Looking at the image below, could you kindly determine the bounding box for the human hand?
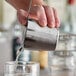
[17,5,60,28]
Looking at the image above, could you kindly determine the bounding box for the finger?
[17,9,38,25]
[17,7,45,27]
[28,6,39,21]
[37,6,47,27]
[17,6,47,27]
[43,6,55,28]
[53,8,60,28]
[17,9,28,25]
[29,5,47,27]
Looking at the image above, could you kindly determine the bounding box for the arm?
[6,0,44,10]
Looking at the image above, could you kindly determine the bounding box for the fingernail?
[49,22,55,28]
[39,19,47,27]
[42,19,47,26]
[56,22,60,28]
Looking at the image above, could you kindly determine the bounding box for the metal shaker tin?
[23,20,59,51]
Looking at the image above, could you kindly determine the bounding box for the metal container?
[23,20,59,51]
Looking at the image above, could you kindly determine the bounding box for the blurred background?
[0,0,76,75]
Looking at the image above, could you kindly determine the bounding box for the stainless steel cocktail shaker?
[23,20,59,51]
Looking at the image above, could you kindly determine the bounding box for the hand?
[17,5,60,28]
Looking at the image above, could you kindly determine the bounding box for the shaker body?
[24,20,59,51]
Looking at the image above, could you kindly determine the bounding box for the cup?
[56,33,76,51]
[48,51,76,76]
[4,61,31,76]
[4,61,40,76]
[48,51,75,71]
[24,20,59,51]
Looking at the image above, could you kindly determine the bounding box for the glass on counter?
[48,51,76,76]
[4,61,31,76]
[56,33,76,51]
[67,34,76,51]
[4,61,40,76]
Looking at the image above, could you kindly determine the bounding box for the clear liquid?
[16,47,24,61]
[16,47,30,62]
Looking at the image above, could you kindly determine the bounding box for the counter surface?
[40,69,76,76]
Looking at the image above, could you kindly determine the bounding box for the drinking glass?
[4,61,31,76]
[4,61,40,76]
[56,33,76,51]
[48,51,76,76]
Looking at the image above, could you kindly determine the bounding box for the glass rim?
[48,51,75,57]
[5,61,39,66]
[48,50,75,54]
[4,61,40,74]
[5,61,26,65]
[49,50,76,52]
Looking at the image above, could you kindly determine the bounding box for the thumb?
[17,9,28,25]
